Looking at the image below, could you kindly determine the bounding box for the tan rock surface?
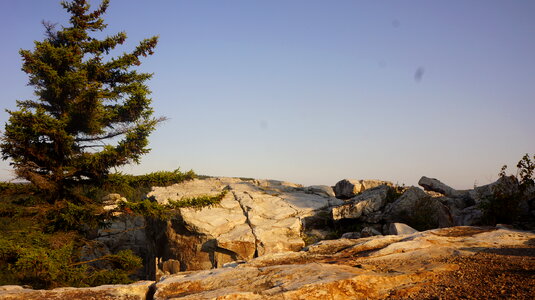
[151,226,535,299]
[0,281,153,300]
[147,177,338,271]
[2,227,533,299]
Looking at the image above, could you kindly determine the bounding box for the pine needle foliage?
[119,190,228,220]
[0,185,141,289]
[1,0,161,196]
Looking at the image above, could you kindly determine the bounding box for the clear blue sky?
[1,0,534,189]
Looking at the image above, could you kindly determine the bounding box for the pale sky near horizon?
[0,0,534,189]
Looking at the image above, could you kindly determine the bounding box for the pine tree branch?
[74,127,131,142]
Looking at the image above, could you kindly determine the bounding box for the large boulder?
[455,206,483,226]
[388,222,419,235]
[333,179,392,199]
[332,185,391,221]
[383,186,453,229]
[418,176,469,198]
[468,175,520,203]
[146,177,340,275]
[96,213,149,277]
[419,175,531,226]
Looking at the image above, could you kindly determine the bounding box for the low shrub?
[119,190,228,220]
[0,168,197,289]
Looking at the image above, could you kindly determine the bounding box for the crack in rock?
[232,190,262,258]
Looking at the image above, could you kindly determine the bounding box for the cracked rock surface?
[150,226,535,299]
[146,177,338,273]
[2,227,533,299]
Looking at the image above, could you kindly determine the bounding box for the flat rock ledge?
[2,226,534,299]
[0,281,154,300]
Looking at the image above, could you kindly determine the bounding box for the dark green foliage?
[100,169,196,202]
[45,201,107,233]
[1,0,161,195]
[0,193,141,289]
[119,190,228,220]
[0,169,205,289]
[168,190,228,208]
[106,169,196,188]
[480,153,535,225]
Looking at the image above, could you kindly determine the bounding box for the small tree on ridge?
[1,0,161,196]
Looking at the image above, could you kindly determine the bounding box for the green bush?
[0,168,197,289]
[0,225,140,289]
[98,169,196,203]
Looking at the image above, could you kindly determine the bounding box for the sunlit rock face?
[150,226,534,299]
[333,179,393,199]
[2,227,533,299]
[145,177,341,276]
[91,174,535,282]
[0,281,154,300]
[332,185,391,220]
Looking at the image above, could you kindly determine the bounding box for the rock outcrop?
[136,227,535,299]
[332,185,391,221]
[388,222,419,235]
[4,226,533,299]
[419,175,534,226]
[90,175,535,282]
[144,178,342,276]
[383,186,453,228]
[333,179,392,199]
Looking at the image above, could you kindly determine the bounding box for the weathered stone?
[304,185,336,198]
[78,241,112,269]
[469,175,519,203]
[147,177,339,273]
[454,206,483,226]
[161,259,181,275]
[0,281,154,300]
[153,263,369,300]
[101,193,127,212]
[222,260,246,268]
[333,179,392,199]
[383,186,453,229]
[101,193,127,205]
[5,227,534,299]
[418,176,468,198]
[148,227,535,299]
[361,226,382,237]
[0,286,23,292]
[360,210,384,223]
[341,232,361,239]
[389,223,419,235]
[332,185,391,220]
[97,215,146,255]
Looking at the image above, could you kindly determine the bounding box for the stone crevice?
[273,194,300,218]
[232,190,262,258]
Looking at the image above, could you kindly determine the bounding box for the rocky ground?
[1,174,534,299]
[3,226,533,299]
[397,245,535,299]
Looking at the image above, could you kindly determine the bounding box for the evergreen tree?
[1,0,161,195]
